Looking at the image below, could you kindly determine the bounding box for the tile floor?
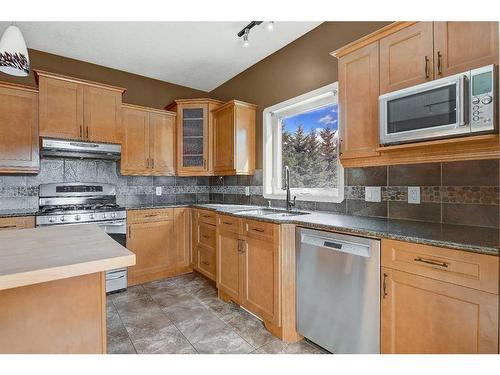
[107,272,328,354]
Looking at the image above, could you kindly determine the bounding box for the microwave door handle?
[457,74,469,128]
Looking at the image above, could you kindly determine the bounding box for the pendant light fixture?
[0,24,30,77]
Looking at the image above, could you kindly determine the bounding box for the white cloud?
[318,114,335,125]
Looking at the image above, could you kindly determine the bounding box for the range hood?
[41,138,121,160]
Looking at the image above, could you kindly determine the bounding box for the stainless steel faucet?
[282,166,296,211]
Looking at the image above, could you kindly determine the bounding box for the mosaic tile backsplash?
[0,158,498,228]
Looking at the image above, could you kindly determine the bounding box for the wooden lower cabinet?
[216,215,282,327]
[381,239,499,354]
[0,216,35,231]
[127,208,190,285]
[192,209,217,281]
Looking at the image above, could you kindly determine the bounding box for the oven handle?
[97,222,126,227]
[457,74,469,128]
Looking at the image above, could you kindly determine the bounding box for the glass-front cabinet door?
[177,103,209,175]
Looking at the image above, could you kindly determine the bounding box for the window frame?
[262,82,344,203]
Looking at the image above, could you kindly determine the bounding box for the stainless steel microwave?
[379,65,497,145]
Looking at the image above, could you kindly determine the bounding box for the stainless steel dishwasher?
[296,227,380,354]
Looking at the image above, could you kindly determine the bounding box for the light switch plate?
[365,186,381,202]
[408,186,420,204]
[155,186,162,196]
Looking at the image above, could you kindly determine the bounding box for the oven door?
[96,220,126,247]
[379,72,470,145]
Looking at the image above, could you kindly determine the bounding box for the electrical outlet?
[365,186,381,202]
[245,186,250,196]
[408,186,420,204]
[155,186,162,196]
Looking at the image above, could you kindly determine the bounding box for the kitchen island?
[0,224,135,354]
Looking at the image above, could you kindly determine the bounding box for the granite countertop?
[2,203,497,256]
[0,225,135,291]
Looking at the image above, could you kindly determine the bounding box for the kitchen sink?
[234,208,310,217]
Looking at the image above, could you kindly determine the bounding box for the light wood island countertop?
[0,224,135,291]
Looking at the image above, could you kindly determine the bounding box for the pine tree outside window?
[263,83,344,203]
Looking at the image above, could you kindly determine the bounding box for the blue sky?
[282,104,338,134]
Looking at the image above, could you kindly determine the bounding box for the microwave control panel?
[470,65,496,131]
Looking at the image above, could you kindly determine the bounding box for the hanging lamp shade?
[0,25,30,77]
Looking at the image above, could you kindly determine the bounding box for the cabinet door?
[173,207,190,269]
[150,112,175,175]
[121,107,150,174]
[127,220,174,285]
[381,268,499,354]
[338,41,380,159]
[0,86,39,173]
[216,228,241,302]
[379,22,434,94]
[198,247,216,281]
[39,76,83,140]
[434,22,499,78]
[241,234,280,325]
[213,105,235,173]
[177,104,209,175]
[83,86,122,143]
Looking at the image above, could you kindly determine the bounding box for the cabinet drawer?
[198,246,216,281]
[197,209,216,225]
[199,222,216,249]
[382,239,499,294]
[127,208,173,223]
[243,219,276,239]
[0,216,35,231]
[216,214,240,233]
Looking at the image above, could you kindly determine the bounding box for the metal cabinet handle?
[252,228,265,233]
[0,225,16,229]
[383,273,388,298]
[79,125,83,139]
[152,158,155,169]
[201,234,211,239]
[85,126,89,139]
[437,51,442,75]
[145,213,158,217]
[424,56,430,79]
[414,257,449,268]
[128,226,132,238]
[222,221,232,225]
[237,239,246,253]
[201,260,210,266]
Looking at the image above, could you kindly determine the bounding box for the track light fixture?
[237,21,274,47]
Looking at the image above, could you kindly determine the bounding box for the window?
[263,83,343,203]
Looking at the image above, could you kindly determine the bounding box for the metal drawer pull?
[414,257,449,268]
[424,56,430,78]
[145,214,158,217]
[202,215,212,218]
[107,274,125,281]
[383,273,388,298]
[222,221,232,225]
[252,228,265,233]
[0,225,16,229]
[201,261,210,266]
[437,51,442,75]
[201,234,211,239]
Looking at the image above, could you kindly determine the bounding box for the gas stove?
[36,183,126,226]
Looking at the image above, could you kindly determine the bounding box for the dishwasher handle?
[301,232,372,258]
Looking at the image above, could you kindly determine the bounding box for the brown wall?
[209,21,390,168]
[0,49,206,110]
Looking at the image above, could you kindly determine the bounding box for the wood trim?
[100,272,107,353]
[279,224,302,343]
[0,81,38,93]
[165,98,224,110]
[128,265,192,286]
[122,102,176,116]
[0,216,35,231]
[376,134,499,152]
[331,22,417,58]
[211,99,257,113]
[33,70,126,93]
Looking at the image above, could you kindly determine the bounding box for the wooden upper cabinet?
[38,76,82,140]
[338,41,380,159]
[434,22,499,78]
[166,99,223,176]
[83,86,122,143]
[121,106,150,174]
[0,83,39,174]
[379,22,434,94]
[35,70,125,143]
[121,104,176,176]
[212,100,256,175]
[150,111,176,175]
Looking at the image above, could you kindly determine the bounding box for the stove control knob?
[48,217,55,223]
[472,97,480,105]
[481,95,492,105]
[75,214,81,221]
[89,214,95,220]
[102,213,107,219]
[111,212,116,218]
[60,216,66,222]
